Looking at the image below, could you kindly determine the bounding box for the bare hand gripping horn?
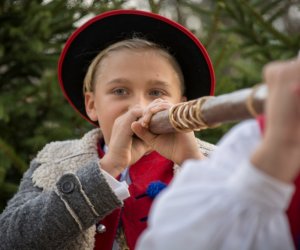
[149,84,267,134]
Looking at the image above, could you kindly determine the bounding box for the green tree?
[0,0,127,211]
[176,0,300,143]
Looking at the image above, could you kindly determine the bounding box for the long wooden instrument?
[149,84,267,134]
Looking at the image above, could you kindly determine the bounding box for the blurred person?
[136,58,300,250]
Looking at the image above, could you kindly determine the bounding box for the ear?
[84,92,98,122]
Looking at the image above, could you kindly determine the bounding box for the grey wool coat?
[0,128,215,250]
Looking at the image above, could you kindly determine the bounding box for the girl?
[0,10,215,250]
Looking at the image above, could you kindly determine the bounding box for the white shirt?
[136,120,295,250]
[100,146,131,250]
[100,144,130,201]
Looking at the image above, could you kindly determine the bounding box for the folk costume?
[0,10,215,250]
[94,137,214,250]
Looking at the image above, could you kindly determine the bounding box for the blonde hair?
[83,38,185,94]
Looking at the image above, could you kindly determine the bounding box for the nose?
[129,93,149,110]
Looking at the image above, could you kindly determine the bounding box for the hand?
[99,105,151,177]
[251,58,300,182]
[131,99,204,165]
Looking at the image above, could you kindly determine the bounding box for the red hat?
[58,9,215,125]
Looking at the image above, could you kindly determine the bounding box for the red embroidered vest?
[257,115,300,249]
[95,143,174,250]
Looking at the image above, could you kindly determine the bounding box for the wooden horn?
[149,84,267,134]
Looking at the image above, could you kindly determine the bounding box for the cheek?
[98,117,112,145]
[167,94,184,104]
[97,106,123,144]
[181,96,187,102]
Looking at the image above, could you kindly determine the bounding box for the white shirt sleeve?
[136,120,295,250]
[101,169,130,201]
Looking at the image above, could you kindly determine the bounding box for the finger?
[263,61,284,88]
[142,98,168,113]
[141,103,171,128]
[263,58,300,88]
[114,106,144,137]
[292,84,300,96]
[131,121,157,147]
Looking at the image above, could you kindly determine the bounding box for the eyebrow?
[106,78,172,88]
[106,78,131,85]
[147,79,171,88]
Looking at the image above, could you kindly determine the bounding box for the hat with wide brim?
[58,9,215,125]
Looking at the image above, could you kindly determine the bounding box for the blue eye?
[149,90,163,97]
[113,88,128,96]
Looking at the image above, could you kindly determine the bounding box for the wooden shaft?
[149,84,267,134]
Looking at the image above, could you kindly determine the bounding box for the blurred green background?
[0,0,299,211]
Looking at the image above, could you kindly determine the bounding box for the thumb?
[131,121,157,146]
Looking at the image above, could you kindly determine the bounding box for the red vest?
[95,145,174,250]
[287,175,300,249]
[257,115,300,249]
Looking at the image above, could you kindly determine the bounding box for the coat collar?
[32,128,102,190]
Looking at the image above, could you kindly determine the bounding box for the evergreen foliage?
[0,0,299,210]
[0,0,126,211]
[177,0,300,143]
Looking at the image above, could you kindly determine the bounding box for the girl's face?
[85,49,184,144]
